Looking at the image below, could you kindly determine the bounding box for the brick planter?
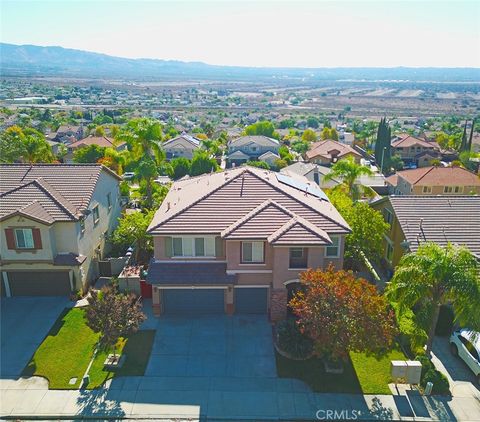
[270,288,288,322]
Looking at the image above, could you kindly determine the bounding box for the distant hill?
[1,43,479,82]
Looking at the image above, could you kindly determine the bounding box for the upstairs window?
[325,236,340,258]
[382,208,393,225]
[289,248,308,269]
[92,205,100,225]
[241,241,264,263]
[14,228,34,249]
[422,186,432,194]
[172,236,215,257]
[107,192,112,211]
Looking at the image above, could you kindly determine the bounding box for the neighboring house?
[371,196,480,269]
[258,150,281,167]
[146,167,350,320]
[227,135,280,167]
[386,166,480,195]
[0,164,122,297]
[64,135,127,163]
[163,133,202,160]
[472,133,480,154]
[54,125,84,142]
[306,140,362,166]
[391,134,440,166]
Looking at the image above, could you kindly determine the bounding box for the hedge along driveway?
[23,308,100,389]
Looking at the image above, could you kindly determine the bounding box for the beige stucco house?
[163,133,202,160]
[306,140,362,166]
[0,164,122,297]
[386,166,480,196]
[146,167,350,321]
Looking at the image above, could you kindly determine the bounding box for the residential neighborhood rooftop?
[386,166,480,187]
[306,139,361,161]
[67,135,123,149]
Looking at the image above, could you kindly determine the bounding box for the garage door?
[235,287,268,314]
[7,272,71,296]
[162,289,225,315]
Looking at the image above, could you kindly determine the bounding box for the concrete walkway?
[2,374,480,420]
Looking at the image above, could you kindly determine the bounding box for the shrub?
[276,319,313,360]
[435,305,454,336]
[415,354,450,395]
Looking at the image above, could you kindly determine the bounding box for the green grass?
[23,308,99,389]
[87,330,155,389]
[23,307,155,390]
[276,346,407,394]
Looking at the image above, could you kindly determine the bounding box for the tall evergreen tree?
[467,120,475,152]
[460,120,468,152]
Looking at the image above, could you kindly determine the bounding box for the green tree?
[170,157,191,180]
[22,131,55,163]
[386,243,480,355]
[278,145,293,164]
[291,140,310,155]
[244,121,279,139]
[190,150,219,176]
[302,129,317,142]
[246,160,270,169]
[119,118,163,163]
[135,157,158,209]
[306,116,319,128]
[111,210,155,261]
[94,125,106,137]
[0,126,53,163]
[375,117,392,172]
[73,144,105,163]
[323,157,373,201]
[0,126,27,162]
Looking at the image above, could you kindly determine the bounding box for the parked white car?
[450,329,480,384]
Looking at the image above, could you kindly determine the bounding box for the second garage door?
[162,289,225,315]
[235,287,268,314]
[7,271,71,296]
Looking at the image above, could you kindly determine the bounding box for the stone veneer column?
[152,286,161,317]
[270,288,288,322]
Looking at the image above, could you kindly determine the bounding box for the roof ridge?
[412,166,436,184]
[33,178,79,218]
[267,214,331,244]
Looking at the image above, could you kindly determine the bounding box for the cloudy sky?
[1,0,479,67]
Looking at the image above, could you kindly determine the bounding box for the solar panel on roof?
[275,173,329,201]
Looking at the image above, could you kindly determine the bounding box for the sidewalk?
[2,375,480,420]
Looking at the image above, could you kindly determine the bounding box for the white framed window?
[382,208,393,225]
[325,236,340,258]
[386,242,394,262]
[80,219,85,234]
[92,205,100,225]
[107,192,112,211]
[14,228,34,249]
[241,241,264,263]
[454,186,463,193]
[422,186,432,194]
[172,236,215,257]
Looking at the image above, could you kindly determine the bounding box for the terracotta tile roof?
[391,134,439,149]
[148,167,350,241]
[395,166,480,186]
[68,135,123,149]
[388,195,480,259]
[0,164,120,224]
[306,140,361,161]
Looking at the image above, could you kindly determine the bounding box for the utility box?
[406,360,422,385]
[391,360,408,381]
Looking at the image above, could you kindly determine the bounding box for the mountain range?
[1,43,479,82]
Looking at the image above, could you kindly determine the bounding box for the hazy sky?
[1,0,479,68]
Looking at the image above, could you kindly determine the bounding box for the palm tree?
[118,118,164,164]
[323,157,373,201]
[135,157,158,209]
[386,242,480,356]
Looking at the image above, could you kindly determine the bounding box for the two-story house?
[306,140,362,166]
[64,135,127,163]
[146,167,350,321]
[371,195,480,269]
[386,166,480,196]
[391,134,440,166]
[54,125,84,143]
[227,136,280,167]
[163,133,202,160]
[0,164,122,297]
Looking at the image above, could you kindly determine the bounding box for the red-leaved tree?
[290,265,397,361]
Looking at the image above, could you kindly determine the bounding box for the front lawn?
[276,347,407,394]
[23,307,154,389]
[23,308,99,389]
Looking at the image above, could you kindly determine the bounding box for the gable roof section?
[391,134,439,149]
[396,166,480,187]
[0,164,120,224]
[148,167,350,237]
[306,140,361,160]
[163,133,201,148]
[389,195,480,259]
[268,216,331,245]
[68,135,122,149]
[258,151,280,160]
[229,135,280,148]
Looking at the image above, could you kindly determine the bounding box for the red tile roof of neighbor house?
[305,140,361,161]
[389,166,480,187]
[386,195,480,259]
[68,135,124,149]
[391,134,440,149]
[0,164,120,224]
[148,167,350,245]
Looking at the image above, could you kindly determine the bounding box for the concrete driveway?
[1,297,68,378]
[432,336,480,399]
[145,314,276,378]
